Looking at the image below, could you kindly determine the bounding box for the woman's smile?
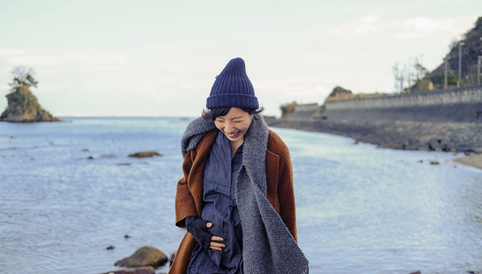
[226,130,241,139]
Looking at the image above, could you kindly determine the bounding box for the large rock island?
[0,86,61,122]
[1,66,61,122]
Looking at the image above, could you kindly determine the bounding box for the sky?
[0,1,480,117]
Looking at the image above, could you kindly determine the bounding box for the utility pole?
[479,37,482,85]
[407,58,411,92]
[444,56,449,89]
[478,56,482,85]
[458,42,465,88]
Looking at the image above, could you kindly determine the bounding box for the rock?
[430,160,440,165]
[409,271,421,274]
[82,148,89,152]
[114,246,168,269]
[101,266,155,274]
[128,151,162,158]
[456,144,473,153]
[0,86,61,122]
[100,154,117,159]
[116,163,132,166]
[124,234,131,239]
[87,156,95,160]
[428,138,441,151]
[169,252,176,266]
[106,245,115,250]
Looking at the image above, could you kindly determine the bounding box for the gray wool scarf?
[181,116,309,274]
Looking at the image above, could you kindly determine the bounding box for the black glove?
[185,216,213,251]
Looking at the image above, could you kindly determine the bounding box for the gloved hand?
[185,216,213,251]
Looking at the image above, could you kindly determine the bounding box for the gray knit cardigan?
[181,116,309,274]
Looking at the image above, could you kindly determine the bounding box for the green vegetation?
[326,86,353,101]
[430,70,458,87]
[8,67,38,90]
[428,16,482,89]
[280,101,297,118]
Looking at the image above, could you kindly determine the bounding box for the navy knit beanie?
[206,57,259,109]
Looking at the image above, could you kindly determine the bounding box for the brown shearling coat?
[169,129,297,274]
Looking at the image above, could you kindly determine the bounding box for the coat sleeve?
[277,142,298,242]
[175,149,199,228]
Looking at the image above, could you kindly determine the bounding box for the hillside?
[429,16,482,88]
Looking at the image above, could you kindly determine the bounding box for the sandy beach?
[454,154,482,170]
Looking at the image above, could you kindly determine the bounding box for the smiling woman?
[170,57,309,274]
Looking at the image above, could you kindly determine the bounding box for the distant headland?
[266,16,482,168]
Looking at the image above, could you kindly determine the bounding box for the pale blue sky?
[0,0,480,117]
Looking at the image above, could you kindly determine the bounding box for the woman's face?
[214,107,253,144]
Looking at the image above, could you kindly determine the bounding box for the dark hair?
[201,107,264,121]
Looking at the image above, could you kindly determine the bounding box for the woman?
[169,57,309,274]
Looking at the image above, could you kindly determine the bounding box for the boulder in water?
[114,246,168,269]
[101,266,155,274]
[128,151,162,158]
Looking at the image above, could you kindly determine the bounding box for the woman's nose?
[224,122,234,133]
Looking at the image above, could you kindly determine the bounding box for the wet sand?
[454,154,482,170]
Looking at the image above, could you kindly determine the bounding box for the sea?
[0,117,481,274]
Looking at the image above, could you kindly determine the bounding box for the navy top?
[187,132,244,274]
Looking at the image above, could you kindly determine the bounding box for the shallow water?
[0,118,481,273]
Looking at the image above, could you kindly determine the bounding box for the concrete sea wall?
[322,85,482,123]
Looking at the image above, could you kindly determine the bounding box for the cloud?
[396,17,458,39]
[353,16,381,35]
[329,15,476,41]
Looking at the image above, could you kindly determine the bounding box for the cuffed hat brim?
[206,94,259,109]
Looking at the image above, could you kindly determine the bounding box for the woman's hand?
[185,216,225,251]
[205,222,225,251]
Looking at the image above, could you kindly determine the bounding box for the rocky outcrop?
[128,151,162,158]
[114,246,168,269]
[269,118,482,154]
[101,266,155,274]
[0,86,61,122]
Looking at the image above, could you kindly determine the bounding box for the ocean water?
[0,117,481,274]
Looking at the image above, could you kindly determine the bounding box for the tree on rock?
[9,67,39,90]
[0,66,61,122]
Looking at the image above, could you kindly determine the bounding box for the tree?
[414,62,429,80]
[8,66,39,91]
[280,101,297,119]
[392,63,404,92]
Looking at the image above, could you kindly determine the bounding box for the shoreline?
[266,118,482,170]
[453,154,482,170]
